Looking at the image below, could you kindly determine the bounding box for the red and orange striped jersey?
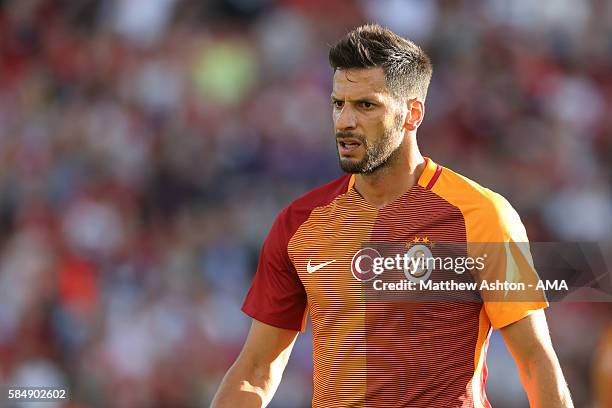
[242,157,548,408]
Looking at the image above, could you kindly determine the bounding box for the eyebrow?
[330,95,382,103]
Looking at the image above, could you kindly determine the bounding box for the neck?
[353,138,426,209]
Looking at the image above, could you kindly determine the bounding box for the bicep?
[211,320,299,407]
[238,319,300,371]
[499,309,555,365]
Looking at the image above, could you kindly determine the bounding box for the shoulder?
[430,162,526,241]
[286,174,353,213]
[281,174,352,220]
[271,174,353,239]
[432,165,513,215]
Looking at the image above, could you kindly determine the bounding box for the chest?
[288,202,468,311]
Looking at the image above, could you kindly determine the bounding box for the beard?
[337,114,404,174]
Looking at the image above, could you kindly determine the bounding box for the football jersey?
[242,157,548,408]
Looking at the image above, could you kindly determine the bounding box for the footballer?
[211,24,573,408]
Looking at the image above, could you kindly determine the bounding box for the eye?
[360,101,375,109]
[332,100,344,109]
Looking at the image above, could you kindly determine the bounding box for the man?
[211,24,573,407]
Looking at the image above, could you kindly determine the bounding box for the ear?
[403,99,424,131]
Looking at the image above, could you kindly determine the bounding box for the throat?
[353,158,426,209]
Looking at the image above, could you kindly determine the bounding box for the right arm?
[210,319,300,408]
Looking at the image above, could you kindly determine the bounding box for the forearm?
[517,351,573,408]
[210,360,282,408]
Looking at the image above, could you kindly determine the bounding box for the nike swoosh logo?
[307,259,336,273]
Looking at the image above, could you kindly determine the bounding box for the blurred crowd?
[0,0,611,407]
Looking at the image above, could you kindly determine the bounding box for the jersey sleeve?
[242,207,308,331]
[469,194,549,329]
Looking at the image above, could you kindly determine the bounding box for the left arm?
[500,309,573,408]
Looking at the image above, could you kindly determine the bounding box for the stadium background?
[0,0,611,407]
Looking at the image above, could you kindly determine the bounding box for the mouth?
[337,138,362,155]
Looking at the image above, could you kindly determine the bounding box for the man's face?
[332,67,405,174]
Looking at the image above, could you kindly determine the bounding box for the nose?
[335,104,357,131]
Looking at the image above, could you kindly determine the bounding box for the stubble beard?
[337,114,404,175]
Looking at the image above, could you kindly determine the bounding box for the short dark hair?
[329,24,433,102]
